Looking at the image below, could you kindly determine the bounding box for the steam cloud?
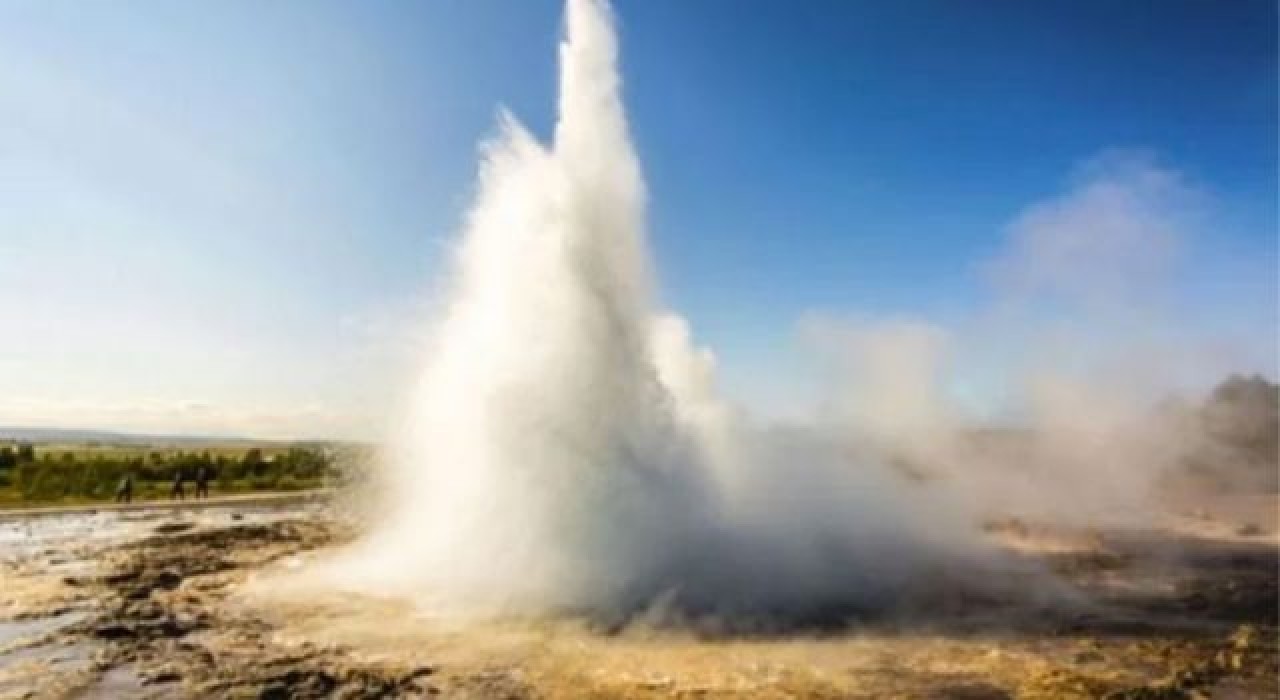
[327,0,1274,621]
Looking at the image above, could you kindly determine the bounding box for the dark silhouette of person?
[170,468,186,501]
[115,474,133,504]
[195,465,211,500]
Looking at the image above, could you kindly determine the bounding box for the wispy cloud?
[984,151,1198,309]
[802,151,1267,424]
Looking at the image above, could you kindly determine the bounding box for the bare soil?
[1,502,1275,699]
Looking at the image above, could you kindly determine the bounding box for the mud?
[1,503,1275,699]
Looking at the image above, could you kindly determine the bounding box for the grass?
[0,441,355,508]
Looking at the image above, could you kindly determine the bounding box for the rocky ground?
[0,502,1276,699]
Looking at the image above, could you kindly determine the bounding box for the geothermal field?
[2,0,1277,698]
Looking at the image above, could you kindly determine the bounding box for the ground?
[0,497,1275,699]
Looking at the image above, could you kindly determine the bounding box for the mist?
[807,154,1274,528]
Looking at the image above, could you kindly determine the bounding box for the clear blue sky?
[1,1,1274,437]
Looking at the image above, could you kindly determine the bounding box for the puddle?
[78,664,184,700]
[0,512,137,564]
[0,501,326,699]
[0,641,93,699]
[0,640,91,669]
[0,611,86,650]
[78,666,145,699]
[0,504,324,567]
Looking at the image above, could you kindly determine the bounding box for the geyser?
[335,0,989,619]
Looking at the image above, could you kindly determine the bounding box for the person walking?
[114,474,133,504]
[170,467,186,501]
[195,465,211,500]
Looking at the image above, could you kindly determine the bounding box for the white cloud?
[984,152,1198,309]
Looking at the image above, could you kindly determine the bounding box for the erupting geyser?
[336,0,989,619]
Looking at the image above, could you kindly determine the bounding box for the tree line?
[0,445,340,503]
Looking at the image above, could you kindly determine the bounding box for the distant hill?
[0,426,289,447]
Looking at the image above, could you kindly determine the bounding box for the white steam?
[805,154,1268,526]
[332,0,990,618]
[327,0,1272,619]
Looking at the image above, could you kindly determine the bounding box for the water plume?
[325,0,1273,625]
[332,0,996,620]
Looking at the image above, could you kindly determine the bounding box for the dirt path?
[0,491,333,521]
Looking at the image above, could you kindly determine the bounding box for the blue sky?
[1,1,1275,438]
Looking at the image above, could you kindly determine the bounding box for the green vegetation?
[0,442,354,506]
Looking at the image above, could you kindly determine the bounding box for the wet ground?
[1,499,1275,699]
